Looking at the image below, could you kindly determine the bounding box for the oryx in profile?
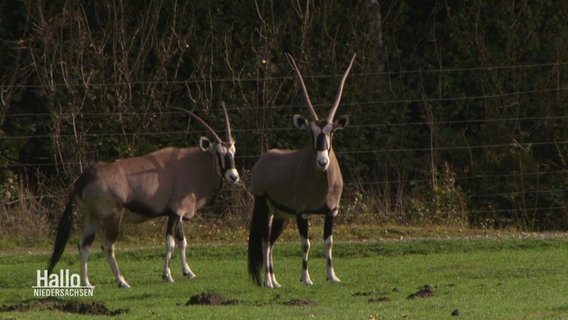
[248,53,356,287]
[47,103,239,288]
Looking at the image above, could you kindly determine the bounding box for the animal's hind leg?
[267,217,287,288]
[163,232,175,283]
[324,210,341,283]
[261,214,272,287]
[262,214,279,288]
[163,214,196,283]
[78,214,99,288]
[163,215,176,283]
[102,211,130,288]
[173,216,196,279]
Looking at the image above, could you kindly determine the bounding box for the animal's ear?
[293,114,309,130]
[199,136,213,151]
[333,114,349,131]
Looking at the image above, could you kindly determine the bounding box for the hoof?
[301,279,314,286]
[162,274,175,283]
[328,277,341,284]
[300,273,313,286]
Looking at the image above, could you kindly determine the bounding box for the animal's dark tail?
[248,195,269,286]
[47,194,75,274]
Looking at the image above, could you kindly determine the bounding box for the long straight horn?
[221,101,232,143]
[285,53,318,121]
[170,107,222,143]
[326,53,357,122]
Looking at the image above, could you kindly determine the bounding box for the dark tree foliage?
[1,0,567,230]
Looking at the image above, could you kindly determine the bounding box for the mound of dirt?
[59,300,127,315]
[0,297,127,316]
[282,299,317,306]
[353,290,383,297]
[368,296,392,303]
[407,285,436,299]
[185,292,240,305]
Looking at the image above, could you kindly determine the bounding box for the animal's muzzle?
[224,169,240,184]
[315,132,330,171]
[223,153,240,183]
[316,150,330,171]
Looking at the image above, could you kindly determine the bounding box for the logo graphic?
[33,269,94,297]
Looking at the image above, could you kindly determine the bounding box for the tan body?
[79,147,221,225]
[247,53,356,287]
[47,105,239,288]
[251,145,343,214]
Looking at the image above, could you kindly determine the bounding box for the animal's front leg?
[296,215,313,285]
[175,221,196,278]
[324,210,341,283]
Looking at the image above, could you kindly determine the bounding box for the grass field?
[2,231,568,319]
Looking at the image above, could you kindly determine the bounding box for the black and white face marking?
[293,114,349,171]
[216,142,239,183]
[311,120,333,171]
[200,137,240,183]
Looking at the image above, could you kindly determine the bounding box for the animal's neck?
[209,151,224,188]
[298,143,343,211]
[196,150,223,193]
[300,144,338,179]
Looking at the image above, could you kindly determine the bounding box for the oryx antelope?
[248,53,356,287]
[47,104,239,288]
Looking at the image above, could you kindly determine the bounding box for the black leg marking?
[297,215,310,267]
[296,215,309,240]
[324,214,334,240]
[166,213,174,234]
[324,210,341,283]
[297,215,313,284]
[269,218,288,245]
[166,212,183,241]
[80,233,96,248]
[248,196,270,286]
[174,221,184,242]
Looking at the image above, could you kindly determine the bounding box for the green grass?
[2,237,568,319]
